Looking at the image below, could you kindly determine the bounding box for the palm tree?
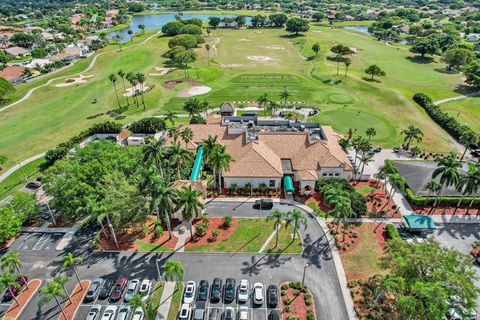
[357,152,374,183]
[164,260,184,288]
[138,24,145,33]
[256,93,269,118]
[459,132,478,161]
[152,180,178,240]
[108,74,121,109]
[202,135,218,161]
[128,293,146,312]
[118,69,130,106]
[267,209,286,248]
[205,44,211,66]
[63,252,83,289]
[165,112,178,127]
[178,186,204,239]
[114,34,122,51]
[168,127,181,144]
[126,72,139,107]
[377,160,397,191]
[38,278,68,319]
[279,88,291,105]
[285,209,307,240]
[425,180,441,214]
[143,138,165,176]
[343,57,352,77]
[401,125,423,150]
[168,143,194,179]
[387,173,406,200]
[56,275,72,304]
[365,127,376,141]
[0,272,21,306]
[456,163,480,208]
[432,154,461,204]
[0,251,28,289]
[180,127,194,148]
[206,144,233,194]
[136,72,147,109]
[267,100,279,118]
[128,30,134,43]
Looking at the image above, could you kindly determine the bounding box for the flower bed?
[59,280,91,320]
[327,222,361,254]
[4,279,42,320]
[280,282,316,320]
[185,217,239,247]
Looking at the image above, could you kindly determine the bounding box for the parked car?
[138,279,152,301]
[110,276,128,301]
[211,278,222,302]
[85,278,104,302]
[116,306,131,320]
[373,146,382,153]
[179,304,192,320]
[253,283,264,305]
[184,281,196,304]
[124,279,140,302]
[99,277,114,300]
[131,307,144,320]
[101,306,117,320]
[470,149,480,157]
[224,307,235,320]
[197,280,209,301]
[268,310,281,320]
[209,308,219,320]
[3,276,28,300]
[238,307,248,320]
[253,199,273,210]
[86,304,102,320]
[224,278,236,303]
[393,147,401,153]
[237,279,249,303]
[267,285,278,307]
[26,179,41,189]
[194,301,206,320]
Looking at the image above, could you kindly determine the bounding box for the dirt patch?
[99,215,178,251]
[123,84,149,97]
[370,222,387,251]
[247,55,277,62]
[280,284,316,320]
[59,280,90,320]
[238,39,251,42]
[55,74,93,87]
[185,217,238,247]
[266,45,285,50]
[4,279,42,320]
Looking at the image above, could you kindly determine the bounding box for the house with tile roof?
[0,66,26,85]
[169,115,352,195]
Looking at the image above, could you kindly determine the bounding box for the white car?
[237,279,249,302]
[124,279,140,302]
[183,281,196,304]
[101,306,117,320]
[116,306,131,320]
[86,304,101,320]
[138,279,152,301]
[253,283,264,305]
[238,307,248,320]
[179,303,192,320]
[131,307,144,320]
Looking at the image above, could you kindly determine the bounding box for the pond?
[108,13,250,42]
[343,26,370,34]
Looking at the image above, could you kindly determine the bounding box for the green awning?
[283,175,294,193]
[403,215,436,231]
[190,146,204,181]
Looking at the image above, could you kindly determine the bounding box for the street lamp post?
[155,259,163,282]
[301,263,311,288]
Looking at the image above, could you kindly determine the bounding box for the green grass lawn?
[185,218,302,253]
[354,185,376,196]
[438,97,480,132]
[167,282,184,320]
[265,227,303,254]
[134,239,174,252]
[0,157,46,200]
[146,282,165,320]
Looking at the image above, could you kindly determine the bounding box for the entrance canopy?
[403,215,436,231]
[283,175,294,193]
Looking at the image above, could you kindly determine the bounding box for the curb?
[3,279,42,320]
[59,279,91,320]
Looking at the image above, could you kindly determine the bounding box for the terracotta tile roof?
[297,170,318,180]
[0,66,25,81]
[5,46,28,56]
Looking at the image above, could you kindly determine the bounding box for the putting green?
[327,93,355,104]
[312,108,397,145]
[438,97,480,133]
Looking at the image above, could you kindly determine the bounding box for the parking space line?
[32,234,50,251]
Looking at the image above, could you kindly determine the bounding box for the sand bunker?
[178,85,211,97]
[150,67,177,76]
[267,45,285,50]
[220,63,243,68]
[124,84,149,97]
[55,74,93,87]
[313,30,322,33]
[238,38,251,42]
[247,55,276,62]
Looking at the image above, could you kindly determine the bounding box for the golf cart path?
[0,31,161,114]
[0,152,45,183]
[433,92,480,105]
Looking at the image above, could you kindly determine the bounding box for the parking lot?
[13,232,63,251]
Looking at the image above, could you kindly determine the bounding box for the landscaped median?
[3,279,42,320]
[58,280,91,320]
[280,282,316,320]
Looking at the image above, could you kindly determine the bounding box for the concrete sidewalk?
[156,281,177,320]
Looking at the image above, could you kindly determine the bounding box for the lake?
[108,13,250,42]
[343,26,370,34]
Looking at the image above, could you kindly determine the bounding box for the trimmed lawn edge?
[4,279,42,320]
[58,280,91,320]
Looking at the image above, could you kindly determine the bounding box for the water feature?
[343,26,370,34]
[107,13,250,42]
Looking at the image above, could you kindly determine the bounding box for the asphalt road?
[4,201,348,320]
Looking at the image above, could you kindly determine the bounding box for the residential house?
[0,66,26,84]
[466,33,480,42]
[5,46,29,58]
[49,46,87,62]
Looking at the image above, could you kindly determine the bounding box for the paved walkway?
[258,225,280,253]
[433,92,480,105]
[0,153,45,183]
[156,281,177,320]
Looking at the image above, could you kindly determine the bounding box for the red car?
[3,276,28,300]
[110,276,128,301]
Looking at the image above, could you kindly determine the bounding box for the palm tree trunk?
[457,193,465,208]
[189,220,194,239]
[275,222,279,247]
[164,209,173,240]
[73,266,83,289]
[106,214,119,249]
[54,296,67,320]
[217,171,222,194]
[62,284,72,304]
[9,288,19,306]
[15,265,29,289]
[461,146,468,161]
[336,61,340,76]
[113,83,121,109]
[121,79,130,106]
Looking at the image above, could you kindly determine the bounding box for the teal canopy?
[283,175,294,193]
[403,215,436,231]
[190,146,204,181]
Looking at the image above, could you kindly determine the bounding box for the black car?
[209,308,219,320]
[471,149,480,157]
[267,285,278,307]
[98,277,114,300]
[198,280,209,301]
[253,199,273,210]
[224,278,236,303]
[224,308,235,320]
[268,310,280,320]
[211,278,222,302]
[26,180,41,189]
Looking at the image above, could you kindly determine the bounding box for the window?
[269,180,276,188]
[322,173,327,177]
[334,173,340,177]
[328,173,333,176]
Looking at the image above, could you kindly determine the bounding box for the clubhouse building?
[172,115,353,195]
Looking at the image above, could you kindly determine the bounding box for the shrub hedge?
[385,224,401,240]
[405,188,480,206]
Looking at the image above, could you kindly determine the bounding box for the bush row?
[314,178,368,217]
[412,93,479,148]
[405,188,480,206]
[385,224,401,240]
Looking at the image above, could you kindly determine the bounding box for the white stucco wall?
[318,168,351,180]
[224,177,281,189]
[299,180,316,195]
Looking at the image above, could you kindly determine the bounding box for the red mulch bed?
[364,189,401,219]
[48,217,75,228]
[370,222,387,251]
[414,205,480,216]
[59,280,90,320]
[327,222,361,255]
[99,215,178,251]
[280,286,315,320]
[185,217,238,248]
[4,279,42,319]
[23,218,44,228]
[0,237,16,250]
[471,247,480,257]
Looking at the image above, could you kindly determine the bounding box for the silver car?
[86,304,101,320]
[124,279,140,302]
[85,278,104,302]
[116,306,131,320]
